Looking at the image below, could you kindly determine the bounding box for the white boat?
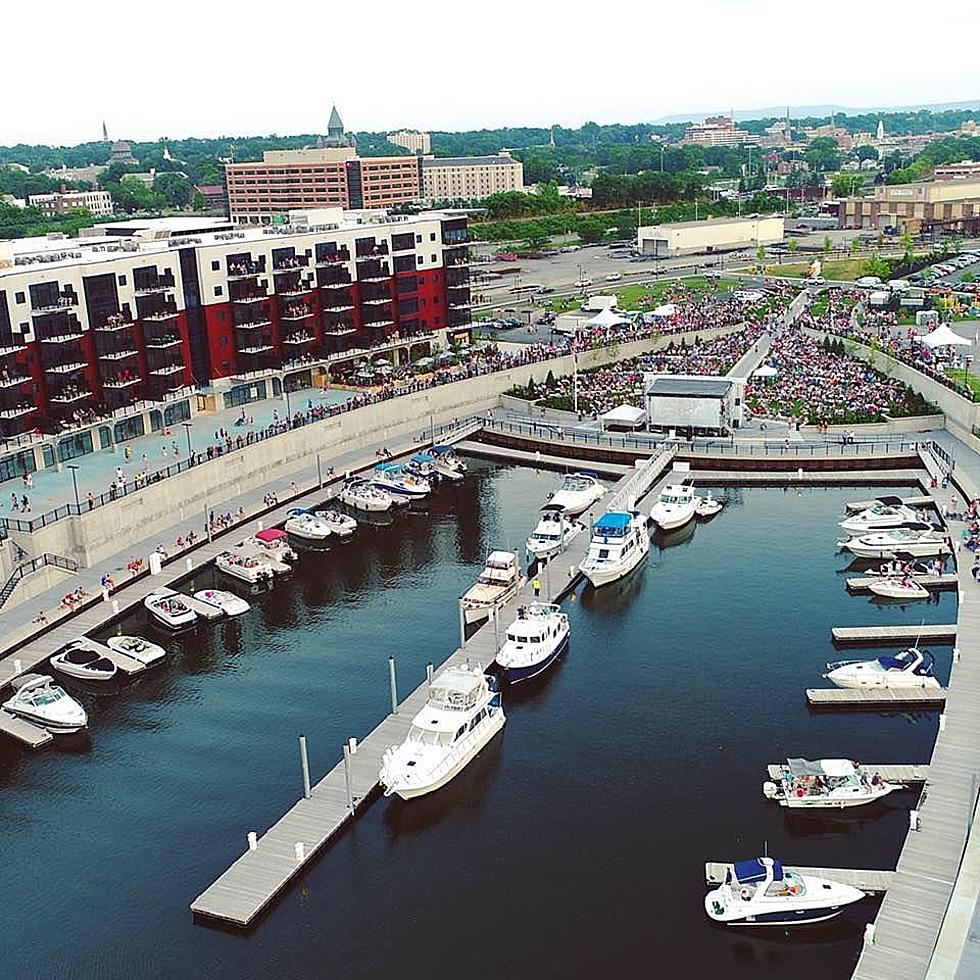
[379,664,505,800]
[285,509,333,542]
[839,498,920,534]
[649,483,698,530]
[339,476,394,512]
[525,503,584,560]
[838,525,949,558]
[194,589,251,617]
[407,452,438,480]
[50,640,117,683]
[144,592,197,630]
[315,508,358,539]
[704,857,865,926]
[579,511,650,588]
[494,602,569,684]
[460,550,523,624]
[251,528,297,564]
[695,492,724,518]
[763,758,904,809]
[431,444,467,480]
[216,551,275,584]
[825,647,940,689]
[548,471,606,516]
[373,462,430,500]
[105,635,166,666]
[868,577,930,601]
[2,674,87,733]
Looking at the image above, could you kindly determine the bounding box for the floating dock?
[704,862,894,893]
[831,624,957,647]
[766,763,929,783]
[844,495,934,512]
[454,439,631,478]
[845,574,958,593]
[0,709,53,748]
[806,687,947,709]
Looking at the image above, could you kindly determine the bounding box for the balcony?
[227,262,266,281]
[39,331,84,345]
[235,318,272,329]
[149,363,185,377]
[322,324,356,336]
[283,333,316,346]
[32,295,79,315]
[359,260,391,281]
[445,254,470,268]
[134,274,176,296]
[442,233,469,249]
[0,372,30,389]
[322,301,354,313]
[362,296,392,306]
[232,294,267,305]
[319,278,353,290]
[49,386,93,404]
[238,343,275,356]
[273,259,309,273]
[280,307,314,321]
[0,404,36,420]
[362,318,394,329]
[99,347,139,361]
[144,337,182,350]
[315,249,351,266]
[44,360,88,375]
[143,309,179,322]
[94,315,135,333]
[356,244,389,261]
[102,376,142,389]
[278,284,313,299]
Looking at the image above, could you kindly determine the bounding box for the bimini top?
[287,507,314,516]
[411,452,434,464]
[255,528,287,543]
[432,445,454,454]
[732,858,783,884]
[486,550,518,568]
[786,758,856,778]
[375,462,407,473]
[594,512,632,533]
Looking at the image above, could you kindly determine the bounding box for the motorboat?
[379,664,505,800]
[194,589,251,617]
[695,492,724,518]
[525,503,584,561]
[50,640,117,683]
[868,577,930,601]
[763,758,904,809]
[866,559,936,577]
[144,592,197,630]
[839,498,920,534]
[105,635,166,666]
[825,647,941,689]
[373,462,430,500]
[649,483,698,530]
[407,452,439,481]
[548,471,606,516]
[579,511,650,588]
[252,528,298,564]
[216,551,275,584]
[431,445,467,480]
[704,857,865,926]
[285,509,333,542]
[339,475,394,512]
[837,525,949,558]
[494,602,569,684]
[2,674,87,734]
[460,551,523,624]
[315,508,358,540]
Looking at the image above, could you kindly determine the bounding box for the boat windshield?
[27,689,61,706]
[561,476,591,492]
[407,725,454,746]
[766,872,806,898]
[428,685,480,710]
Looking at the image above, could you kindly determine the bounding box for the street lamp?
[181,421,193,457]
[67,463,80,511]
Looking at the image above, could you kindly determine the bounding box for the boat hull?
[780,788,897,809]
[4,706,86,734]
[650,503,697,530]
[498,633,568,684]
[49,658,116,683]
[715,906,849,926]
[582,539,649,588]
[340,491,390,512]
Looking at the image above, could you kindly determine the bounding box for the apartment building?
[388,129,431,154]
[421,152,524,202]
[28,190,114,218]
[0,210,471,438]
[838,179,980,235]
[681,116,756,147]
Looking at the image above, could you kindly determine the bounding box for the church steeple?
[326,104,346,143]
[102,120,109,142]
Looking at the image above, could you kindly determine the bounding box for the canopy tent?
[920,323,972,348]
[651,303,679,318]
[600,404,647,431]
[587,307,630,328]
[752,364,779,378]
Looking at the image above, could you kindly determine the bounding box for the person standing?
[532,576,541,598]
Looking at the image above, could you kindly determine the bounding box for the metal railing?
[0,552,77,610]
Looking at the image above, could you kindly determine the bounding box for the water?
[0,466,953,980]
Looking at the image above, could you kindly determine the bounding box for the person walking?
[10,491,19,511]
[532,576,541,598]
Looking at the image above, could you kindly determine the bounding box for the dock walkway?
[846,575,958,593]
[806,687,947,709]
[704,862,894,894]
[831,624,957,647]
[766,764,929,782]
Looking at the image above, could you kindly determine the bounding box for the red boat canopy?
[255,528,287,543]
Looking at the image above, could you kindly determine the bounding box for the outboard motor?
[763,781,780,800]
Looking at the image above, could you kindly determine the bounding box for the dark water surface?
[0,464,954,980]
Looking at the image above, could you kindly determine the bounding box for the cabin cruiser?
[431,445,467,480]
[105,635,166,667]
[144,592,197,630]
[50,640,117,683]
[2,674,87,733]
[316,509,357,539]
[373,462,430,500]
[194,589,251,617]
[704,857,865,926]
[839,498,920,534]
[548,471,606,516]
[695,492,724,518]
[579,511,650,588]
[407,452,439,481]
[251,528,297,564]
[460,551,523,624]
[868,577,929,601]
[837,525,949,559]
[339,476,394,512]
[525,504,584,560]
[494,603,569,683]
[649,483,698,530]
[284,509,332,542]
[763,759,903,809]
[825,647,940,689]
[379,664,505,800]
[216,551,275,584]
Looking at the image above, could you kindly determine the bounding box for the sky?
[5,0,980,146]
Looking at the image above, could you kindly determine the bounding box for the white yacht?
[316,508,358,540]
[579,511,650,588]
[839,498,920,534]
[695,492,724,518]
[251,528,298,564]
[431,445,467,480]
[105,635,166,667]
[216,551,275,584]
[649,483,698,530]
[460,551,523,624]
[2,674,87,734]
[825,647,940,689]
[525,504,584,561]
[284,509,333,542]
[50,640,117,683]
[704,857,865,926]
[763,759,904,809]
[838,525,949,558]
[494,602,569,684]
[144,592,197,629]
[379,665,505,800]
[868,577,929,601]
[373,462,430,500]
[548,471,606,516]
[339,476,394,512]
[194,589,251,617]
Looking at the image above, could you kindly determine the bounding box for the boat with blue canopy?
[579,510,649,588]
[825,647,940,689]
[373,462,430,500]
[430,445,467,480]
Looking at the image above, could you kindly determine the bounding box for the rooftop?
[422,155,519,168]
[646,377,734,398]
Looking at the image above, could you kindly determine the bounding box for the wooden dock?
[806,687,947,709]
[454,439,631,478]
[845,574,958,593]
[766,764,929,783]
[831,624,957,647]
[704,862,894,894]
[0,709,53,748]
[845,495,935,512]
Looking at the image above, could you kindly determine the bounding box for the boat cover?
[876,496,904,506]
[540,503,565,514]
[594,512,631,532]
[732,858,783,884]
[786,758,855,778]
[411,453,434,464]
[255,529,287,543]
[432,445,453,454]
[287,508,313,516]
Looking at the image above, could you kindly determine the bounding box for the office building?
[681,116,756,147]
[838,180,980,235]
[388,129,431,154]
[28,190,114,218]
[421,151,524,202]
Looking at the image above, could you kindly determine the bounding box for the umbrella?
[920,323,972,348]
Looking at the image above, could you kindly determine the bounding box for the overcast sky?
[5,0,980,146]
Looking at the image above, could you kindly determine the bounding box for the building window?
[214,285,223,297]
[211,260,220,271]
[14,291,24,304]
[431,255,436,262]
[118,276,127,287]
[430,232,436,241]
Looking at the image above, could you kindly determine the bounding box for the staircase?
[0,553,78,610]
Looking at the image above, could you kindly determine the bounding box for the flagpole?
[573,338,579,416]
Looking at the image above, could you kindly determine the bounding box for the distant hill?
[654,100,980,124]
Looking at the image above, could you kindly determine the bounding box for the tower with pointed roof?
[324,105,352,148]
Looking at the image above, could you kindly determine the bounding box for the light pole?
[181,421,193,458]
[67,463,80,511]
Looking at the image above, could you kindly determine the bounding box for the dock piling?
[458,600,466,649]
[910,809,921,831]
[388,656,398,714]
[316,453,323,489]
[247,831,257,852]
[294,842,304,861]
[13,659,21,675]
[342,742,354,813]
[426,663,433,687]
[298,735,311,800]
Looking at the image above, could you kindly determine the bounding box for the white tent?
[651,303,679,318]
[920,323,972,348]
[752,364,779,378]
[587,307,630,328]
[601,404,646,430]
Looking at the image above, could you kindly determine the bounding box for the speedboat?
[144,592,197,630]
[525,503,584,560]
[839,498,920,534]
[316,508,358,539]
[494,602,569,683]
[2,674,87,733]
[407,452,438,481]
[763,758,904,809]
[431,445,467,480]
[695,492,724,518]
[579,511,650,588]
[460,551,523,624]
[50,640,117,683]
[373,462,430,500]
[194,589,251,617]
[825,647,941,689]
[285,509,333,542]
[252,528,297,564]
[105,635,166,666]
[649,483,698,530]
[216,551,275,583]
[837,525,949,558]
[548,471,606,516]
[379,664,505,800]
[339,476,393,512]
[704,857,865,926]
[868,577,929,601]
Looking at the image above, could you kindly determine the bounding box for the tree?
[804,137,841,173]
[191,191,206,211]
[577,218,605,245]
[787,238,798,255]
[152,172,192,209]
[822,235,833,254]
[831,173,863,197]
[756,245,766,262]
[862,254,892,279]
[855,145,879,162]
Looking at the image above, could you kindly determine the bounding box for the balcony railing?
[144,337,182,350]
[362,318,393,329]
[442,233,469,248]
[278,285,313,298]
[273,259,309,273]
[238,343,275,356]
[99,347,139,361]
[143,309,179,322]
[235,319,272,329]
[283,333,316,345]
[315,249,351,266]
[232,294,267,305]
[323,324,356,336]
[149,363,185,377]
[356,244,389,261]
[0,404,36,420]
[102,376,142,389]
[39,331,84,344]
[362,296,392,305]
[359,261,391,281]
[134,276,176,296]
[44,361,87,375]
[94,315,134,332]
[0,372,30,389]
[32,295,78,315]
[280,308,314,321]
[227,263,266,280]
[49,386,92,404]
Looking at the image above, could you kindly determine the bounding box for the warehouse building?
[636,216,784,256]
[838,179,980,235]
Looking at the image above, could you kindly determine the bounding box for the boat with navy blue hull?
[494,603,570,684]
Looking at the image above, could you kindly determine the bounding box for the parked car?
[605,272,622,281]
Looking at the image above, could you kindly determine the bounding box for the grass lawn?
[946,368,980,398]
[778,258,869,281]
[549,275,739,314]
